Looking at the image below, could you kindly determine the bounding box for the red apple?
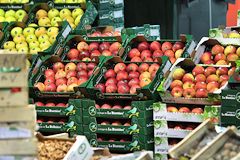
[172,68,185,80]
[183,88,196,98]
[138,41,150,51]
[138,63,149,73]
[65,62,77,73]
[131,56,142,62]
[53,62,64,73]
[128,48,140,59]
[144,57,154,62]
[172,42,184,52]
[170,57,176,64]
[205,60,215,65]
[109,42,121,53]
[123,105,132,110]
[104,69,116,79]
[128,78,140,87]
[118,84,130,94]
[214,53,226,63]
[183,81,195,89]
[67,77,78,85]
[141,50,152,60]
[35,102,44,106]
[162,42,173,52]
[95,83,105,93]
[192,108,203,114]
[182,73,194,83]
[102,50,112,56]
[67,49,79,60]
[195,74,206,82]
[76,62,87,71]
[56,103,66,107]
[112,121,121,126]
[124,122,131,126]
[55,78,67,86]
[112,105,122,109]
[44,69,55,78]
[179,107,190,113]
[90,50,100,58]
[204,66,216,77]
[66,70,77,79]
[211,44,224,55]
[44,77,55,85]
[149,63,160,73]
[150,41,161,51]
[171,86,183,97]
[164,50,175,58]
[101,121,110,125]
[55,70,66,79]
[206,74,219,83]
[116,71,128,81]
[77,41,89,52]
[219,75,229,83]
[45,83,56,92]
[228,67,236,76]
[207,81,219,92]
[114,63,126,73]
[105,84,117,93]
[216,67,228,76]
[167,106,178,112]
[200,52,212,64]
[128,71,140,79]
[89,42,99,51]
[87,62,96,70]
[139,71,151,79]
[195,88,208,98]
[77,70,88,78]
[130,84,141,94]
[192,66,205,76]
[227,53,238,62]
[95,104,100,109]
[57,84,68,92]
[170,80,183,89]
[224,45,236,56]
[105,78,117,86]
[126,63,138,72]
[101,104,112,109]
[77,76,88,85]
[195,81,207,90]
[220,80,228,88]
[99,42,110,52]
[153,50,163,58]
[117,80,128,87]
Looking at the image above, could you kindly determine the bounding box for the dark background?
[124,0,230,40]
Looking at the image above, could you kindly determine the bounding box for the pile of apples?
[35,101,67,107]
[37,118,66,123]
[34,61,96,92]
[99,120,131,127]
[95,103,132,110]
[35,8,84,29]
[0,0,29,3]
[128,41,185,64]
[0,8,27,22]
[3,26,59,54]
[67,41,121,61]
[97,136,130,142]
[95,62,160,94]
[200,44,240,65]
[168,123,197,130]
[54,0,86,3]
[167,105,204,114]
[88,31,121,37]
[170,65,236,98]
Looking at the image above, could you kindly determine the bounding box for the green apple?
[5,10,15,18]
[35,27,47,37]
[38,34,49,43]
[3,41,15,49]
[26,34,37,43]
[74,14,82,26]
[49,35,56,44]
[51,17,62,27]
[59,8,71,19]
[23,27,35,37]
[48,8,59,20]
[29,47,41,54]
[47,27,59,37]
[29,41,39,49]
[0,16,5,22]
[5,17,16,22]
[11,27,23,37]
[15,9,27,19]
[63,16,74,24]
[13,34,25,44]
[38,17,51,26]
[40,41,51,51]
[0,9,5,17]
[36,9,48,20]
[18,46,29,53]
[72,8,84,19]
[16,41,28,50]
[28,23,38,27]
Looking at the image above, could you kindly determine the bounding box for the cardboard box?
[221,89,240,105]
[221,104,240,126]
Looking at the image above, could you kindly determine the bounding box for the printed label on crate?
[37,104,76,116]
[38,121,77,132]
[0,127,32,139]
[187,40,197,55]
[154,128,191,138]
[222,92,240,102]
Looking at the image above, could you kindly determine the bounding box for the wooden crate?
[0,105,36,122]
[0,121,36,140]
[0,53,26,69]
[0,71,28,88]
[0,138,37,155]
[0,88,28,107]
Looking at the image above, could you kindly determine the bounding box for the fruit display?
[61,35,122,61]
[209,26,240,38]
[30,3,85,29]
[167,105,204,114]
[87,29,121,37]
[0,8,28,23]
[0,0,29,3]
[53,0,86,3]
[2,23,60,54]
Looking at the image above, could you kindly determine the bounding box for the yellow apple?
[29,47,41,54]
[38,17,51,27]
[48,8,59,20]
[26,34,37,43]
[5,9,15,18]
[16,41,28,50]
[0,16,5,22]
[35,27,47,37]
[74,14,82,26]
[13,34,25,44]
[59,8,71,19]
[47,27,59,37]
[29,41,40,49]
[72,8,84,19]
[3,41,15,49]
[36,9,48,20]
[49,35,56,44]
[63,16,74,24]
[28,23,38,27]
[5,17,16,22]
[23,27,35,37]
[51,17,62,26]
[11,27,23,37]
[38,34,49,43]
[40,41,51,50]
[18,46,29,53]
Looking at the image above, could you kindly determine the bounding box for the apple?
[53,62,64,73]
[77,76,88,85]
[162,42,172,52]
[101,104,112,109]
[237,47,240,57]
[167,106,178,112]
[65,62,76,73]
[109,42,121,53]
[182,73,194,83]
[104,69,116,79]
[211,44,224,55]
[66,70,77,79]
[76,62,87,71]
[79,51,90,59]
[174,126,182,130]
[34,82,45,91]
[214,53,226,63]
[131,56,142,62]
[192,108,204,114]
[72,8,84,19]
[130,84,141,94]
[220,80,228,88]
[56,78,67,86]
[171,86,183,97]
[77,41,89,52]
[183,81,195,89]
[55,70,66,79]
[183,88,196,98]
[149,63,160,73]
[219,75,229,83]
[150,41,161,51]
[172,42,184,52]
[67,77,78,85]
[138,41,149,51]
[216,60,228,65]
[139,78,151,87]
[102,50,112,56]
[87,63,96,70]
[128,71,140,79]
[44,77,55,85]
[111,121,121,126]
[227,53,238,62]
[45,102,55,107]
[170,80,183,89]
[45,83,56,92]
[139,71,151,79]
[114,63,126,73]
[67,49,79,60]
[196,88,208,98]
[128,78,140,87]
[105,78,117,86]
[56,103,66,107]
[192,66,204,76]
[35,102,44,106]
[216,67,228,76]
[153,50,163,58]
[123,105,132,110]
[200,52,212,64]
[228,67,236,76]
[204,66,216,77]
[45,69,55,78]
[95,104,101,109]
[101,121,110,125]
[112,105,122,109]
[126,63,138,72]
[172,68,185,80]
[106,84,117,93]
[179,107,190,113]
[95,83,105,93]
[56,84,68,92]
[195,81,207,90]
[224,45,236,56]
[144,57,154,62]
[164,50,175,58]
[207,81,219,92]
[141,50,152,60]
[129,48,141,59]
[175,49,183,59]
[206,74,219,83]
[99,42,110,52]
[118,84,130,94]
[138,63,149,73]
[195,74,206,82]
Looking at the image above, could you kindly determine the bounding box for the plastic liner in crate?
[56,34,123,61]
[78,55,170,100]
[81,99,154,119]
[29,55,102,98]
[98,7,124,25]
[85,133,154,152]
[98,0,124,10]
[0,3,30,23]
[157,58,232,105]
[0,22,9,46]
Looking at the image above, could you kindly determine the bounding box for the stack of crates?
[98,0,124,31]
[0,53,37,159]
